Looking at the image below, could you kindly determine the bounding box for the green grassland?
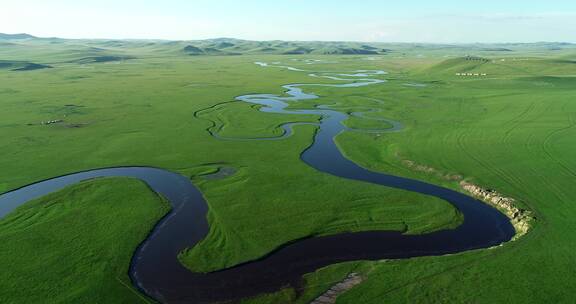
[0,177,169,303]
[1,36,575,303]
[342,112,394,131]
[249,52,576,303]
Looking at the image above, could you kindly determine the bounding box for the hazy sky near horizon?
[2,0,576,42]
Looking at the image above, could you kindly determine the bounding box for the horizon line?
[2,32,575,45]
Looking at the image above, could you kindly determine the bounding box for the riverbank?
[0,178,170,303]
[310,273,363,304]
[401,159,534,239]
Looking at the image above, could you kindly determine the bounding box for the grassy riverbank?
[246,54,576,303]
[0,178,169,303]
[330,66,576,303]
[1,38,575,303]
[0,42,462,301]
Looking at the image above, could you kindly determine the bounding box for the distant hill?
[183,45,205,55]
[481,48,513,52]
[69,56,135,64]
[157,38,399,56]
[283,47,313,55]
[0,35,574,63]
[182,44,242,56]
[321,47,379,55]
[0,60,51,71]
[214,42,235,48]
[0,33,36,40]
[361,45,378,50]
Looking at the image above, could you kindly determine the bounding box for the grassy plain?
[253,55,576,303]
[1,38,575,303]
[0,178,169,303]
[328,62,576,303]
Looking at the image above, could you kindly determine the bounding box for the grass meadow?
[1,39,575,303]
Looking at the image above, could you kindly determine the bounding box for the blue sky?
[2,0,575,42]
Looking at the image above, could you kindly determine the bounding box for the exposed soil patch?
[460,181,533,238]
[401,159,534,238]
[310,273,363,304]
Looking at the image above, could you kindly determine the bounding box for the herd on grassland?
[455,72,488,76]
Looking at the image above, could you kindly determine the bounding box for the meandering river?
[0,62,515,303]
